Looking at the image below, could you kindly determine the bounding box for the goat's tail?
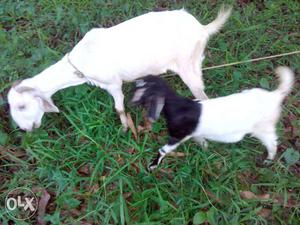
[204,5,232,36]
[275,66,294,97]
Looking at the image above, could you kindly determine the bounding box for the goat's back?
[70,10,207,81]
[196,89,283,138]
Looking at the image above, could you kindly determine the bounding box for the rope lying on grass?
[202,50,300,70]
[162,50,300,78]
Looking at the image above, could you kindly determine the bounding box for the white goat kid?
[131,67,294,171]
[8,7,231,131]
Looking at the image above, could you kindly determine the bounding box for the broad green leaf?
[64,198,81,208]
[282,148,300,166]
[233,71,242,80]
[218,40,227,51]
[259,78,270,89]
[0,130,8,145]
[207,207,218,225]
[193,211,207,225]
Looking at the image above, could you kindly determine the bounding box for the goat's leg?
[193,136,209,150]
[259,133,278,161]
[148,142,180,171]
[177,66,208,100]
[253,129,278,161]
[148,136,190,171]
[106,84,128,131]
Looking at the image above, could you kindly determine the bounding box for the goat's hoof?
[122,126,128,133]
[263,159,273,166]
[147,164,157,172]
[200,140,208,150]
[194,138,208,150]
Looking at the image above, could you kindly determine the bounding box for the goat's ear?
[36,95,59,113]
[147,96,165,122]
[131,88,147,105]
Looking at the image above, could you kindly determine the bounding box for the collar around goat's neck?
[67,53,85,78]
[16,54,88,98]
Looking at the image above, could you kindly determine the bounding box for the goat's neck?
[19,55,87,97]
[162,95,195,119]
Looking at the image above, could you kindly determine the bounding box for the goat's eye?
[18,105,26,111]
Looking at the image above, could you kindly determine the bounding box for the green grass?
[0,0,300,224]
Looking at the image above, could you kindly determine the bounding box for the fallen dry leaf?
[130,162,140,174]
[70,209,82,217]
[89,184,100,194]
[142,110,152,131]
[240,191,258,200]
[257,193,270,200]
[258,208,272,218]
[123,192,132,200]
[126,113,138,140]
[168,152,185,157]
[0,146,27,162]
[214,161,223,170]
[206,190,224,205]
[160,168,173,173]
[37,189,51,225]
[127,148,137,155]
[158,168,174,179]
[237,0,252,6]
[117,154,125,166]
[80,222,93,225]
[107,181,118,191]
[136,113,153,134]
[241,191,272,201]
[238,171,259,184]
[78,164,90,176]
[272,193,300,208]
[137,125,145,133]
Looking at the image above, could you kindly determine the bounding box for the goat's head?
[7,81,59,132]
[131,75,174,122]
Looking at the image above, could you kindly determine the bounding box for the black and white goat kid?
[131,67,294,171]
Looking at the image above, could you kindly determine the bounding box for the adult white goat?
[8,7,231,131]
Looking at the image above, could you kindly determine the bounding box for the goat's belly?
[204,132,246,143]
[196,122,251,143]
[118,59,176,81]
[118,68,168,82]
